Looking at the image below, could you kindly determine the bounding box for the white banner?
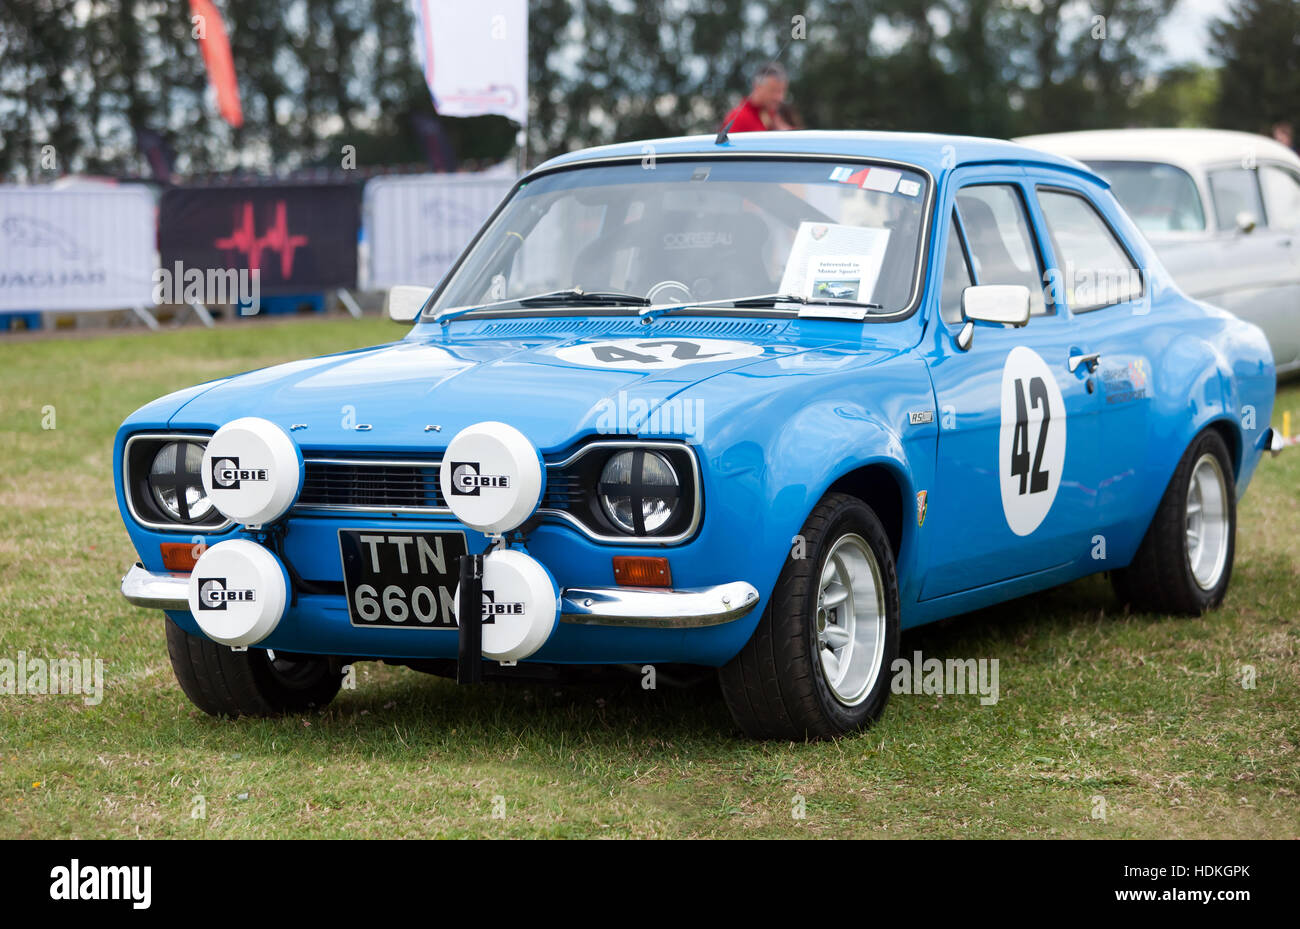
[0,185,156,311]
[412,0,528,125]
[363,172,517,289]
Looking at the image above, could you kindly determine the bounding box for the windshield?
[1087,160,1207,234]
[427,157,931,318]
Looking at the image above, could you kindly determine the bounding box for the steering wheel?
[646,279,693,304]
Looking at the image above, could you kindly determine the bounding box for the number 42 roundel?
[997,346,1066,537]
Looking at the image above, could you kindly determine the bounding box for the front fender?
[696,352,936,636]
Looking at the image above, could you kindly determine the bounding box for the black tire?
[1111,429,1236,615]
[165,617,343,716]
[718,492,901,740]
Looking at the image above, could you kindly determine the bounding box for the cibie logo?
[210,456,269,490]
[449,461,511,496]
[480,589,524,621]
[197,577,256,611]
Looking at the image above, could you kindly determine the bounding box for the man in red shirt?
[720,62,789,134]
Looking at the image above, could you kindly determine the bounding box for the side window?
[955,185,1048,315]
[940,212,972,325]
[1260,164,1300,231]
[1037,189,1142,311]
[1208,167,1264,231]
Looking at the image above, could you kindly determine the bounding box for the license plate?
[339,529,467,629]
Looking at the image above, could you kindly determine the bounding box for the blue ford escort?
[117,131,1282,739]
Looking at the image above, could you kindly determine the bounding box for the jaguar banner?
[0,185,156,311]
[159,184,362,295]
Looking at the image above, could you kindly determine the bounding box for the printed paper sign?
[778,222,892,306]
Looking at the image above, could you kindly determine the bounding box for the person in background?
[1271,120,1297,155]
[720,62,789,133]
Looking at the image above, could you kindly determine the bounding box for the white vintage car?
[1019,129,1300,376]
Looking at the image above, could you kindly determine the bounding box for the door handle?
[1068,351,1101,374]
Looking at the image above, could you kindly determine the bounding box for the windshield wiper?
[434,286,650,322]
[515,288,650,307]
[638,292,883,320]
[729,293,884,310]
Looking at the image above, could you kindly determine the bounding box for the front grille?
[291,442,699,544]
[297,458,585,512]
[299,459,443,510]
[541,472,583,511]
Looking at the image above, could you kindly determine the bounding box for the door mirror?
[957,284,1031,350]
[385,285,434,322]
[1235,211,1258,234]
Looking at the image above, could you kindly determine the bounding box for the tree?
[1211,0,1300,135]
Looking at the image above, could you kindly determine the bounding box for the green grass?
[1,316,1297,838]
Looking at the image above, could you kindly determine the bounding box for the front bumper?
[120,563,760,631]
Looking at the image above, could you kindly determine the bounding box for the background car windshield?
[1087,160,1206,234]
[430,158,930,315]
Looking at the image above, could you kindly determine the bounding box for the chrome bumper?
[121,564,190,611]
[120,563,760,629]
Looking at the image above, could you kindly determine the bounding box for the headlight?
[148,441,214,523]
[598,450,680,535]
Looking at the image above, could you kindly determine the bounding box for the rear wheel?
[718,492,900,740]
[165,617,342,716]
[1111,429,1236,615]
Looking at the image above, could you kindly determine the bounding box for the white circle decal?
[998,346,1066,537]
[554,338,762,370]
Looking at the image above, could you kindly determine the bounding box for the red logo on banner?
[214,201,309,278]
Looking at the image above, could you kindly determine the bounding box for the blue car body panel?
[114,131,1277,666]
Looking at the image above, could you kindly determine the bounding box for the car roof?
[532,130,1105,186]
[1017,128,1300,173]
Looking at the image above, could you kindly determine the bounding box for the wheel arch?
[826,463,907,561]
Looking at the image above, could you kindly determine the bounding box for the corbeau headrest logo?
[210,456,269,490]
[480,589,524,621]
[197,577,256,611]
[450,461,511,496]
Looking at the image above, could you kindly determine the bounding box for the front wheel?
[165,617,343,716]
[718,492,900,740]
[1111,429,1236,615]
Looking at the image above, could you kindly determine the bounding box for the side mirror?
[957,284,1031,350]
[1235,211,1258,234]
[384,285,434,323]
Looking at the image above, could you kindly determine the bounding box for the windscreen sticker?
[828,166,902,193]
[998,346,1066,536]
[553,338,763,370]
[778,221,891,303]
[898,179,922,198]
[860,167,901,193]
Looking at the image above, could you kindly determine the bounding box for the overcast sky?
[1158,0,1230,64]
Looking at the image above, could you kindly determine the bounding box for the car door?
[1197,164,1296,367]
[921,171,1101,601]
[1029,180,1156,545]
[1257,161,1300,369]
